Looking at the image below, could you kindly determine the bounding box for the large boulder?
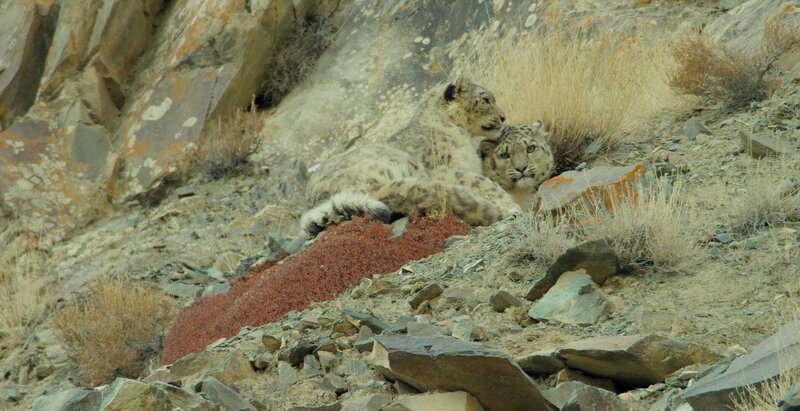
[0,1,56,129]
[682,320,800,411]
[535,163,644,213]
[556,334,720,388]
[371,335,549,411]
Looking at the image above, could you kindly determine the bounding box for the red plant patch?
[163,215,468,363]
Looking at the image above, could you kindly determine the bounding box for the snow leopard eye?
[527,145,537,153]
[499,152,510,159]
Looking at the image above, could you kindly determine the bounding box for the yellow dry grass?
[0,236,49,347]
[730,175,800,235]
[669,16,800,109]
[53,278,176,386]
[571,179,697,269]
[464,27,678,169]
[193,97,263,180]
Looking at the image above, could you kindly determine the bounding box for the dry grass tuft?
[572,179,696,269]
[0,235,49,348]
[669,16,800,109]
[53,279,176,386]
[193,98,262,180]
[513,213,577,268]
[730,177,800,235]
[732,369,799,411]
[465,28,676,170]
[258,16,336,108]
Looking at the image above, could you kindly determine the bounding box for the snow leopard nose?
[500,115,506,123]
[515,165,526,172]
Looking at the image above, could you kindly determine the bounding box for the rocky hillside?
[2,0,800,410]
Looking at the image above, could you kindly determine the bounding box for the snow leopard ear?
[479,137,499,156]
[532,120,548,134]
[443,78,468,102]
[444,84,456,102]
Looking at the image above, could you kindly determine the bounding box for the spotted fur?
[480,121,555,210]
[301,79,518,237]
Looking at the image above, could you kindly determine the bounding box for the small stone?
[170,350,255,386]
[317,374,348,395]
[714,232,734,245]
[343,309,391,333]
[507,271,523,282]
[438,287,477,310]
[452,321,476,341]
[142,368,182,387]
[32,388,102,411]
[303,355,323,377]
[556,368,617,393]
[252,353,273,370]
[684,117,712,140]
[406,322,447,337]
[490,290,523,313]
[409,283,444,309]
[340,393,392,411]
[277,361,298,390]
[562,385,627,411]
[314,338,339,354]
[175,186,195,199]
[355,325,375,353]
[279,342,316,367]
[366,279,395,297]
[517,350,566,376]
[332,320,358,336]
[391,217,410,239]
[317,351,338,373]
[444,235,466,248]
[261,335,281,353]
[393,391,483,410]
[199,376,257,411]
[526,240,619,302]
[528,270,613,326]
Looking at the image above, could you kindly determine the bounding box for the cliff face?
[0,0,722,237]
[0,0,339,234]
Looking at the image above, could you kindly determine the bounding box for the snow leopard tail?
[300,192,392,237]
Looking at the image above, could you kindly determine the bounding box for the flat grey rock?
[371,335,549,411]
[528,270,613,326]
[683,320,800,411]
[556,334,719,388]
[526,240,619,302]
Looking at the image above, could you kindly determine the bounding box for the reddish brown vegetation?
[163,215,468,363]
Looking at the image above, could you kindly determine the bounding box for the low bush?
[53,279,176,386]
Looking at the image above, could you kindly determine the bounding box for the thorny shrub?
[193,97,262,180]
[257,16,337,108]
[53,279,176,386]
[670,16,800,109]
